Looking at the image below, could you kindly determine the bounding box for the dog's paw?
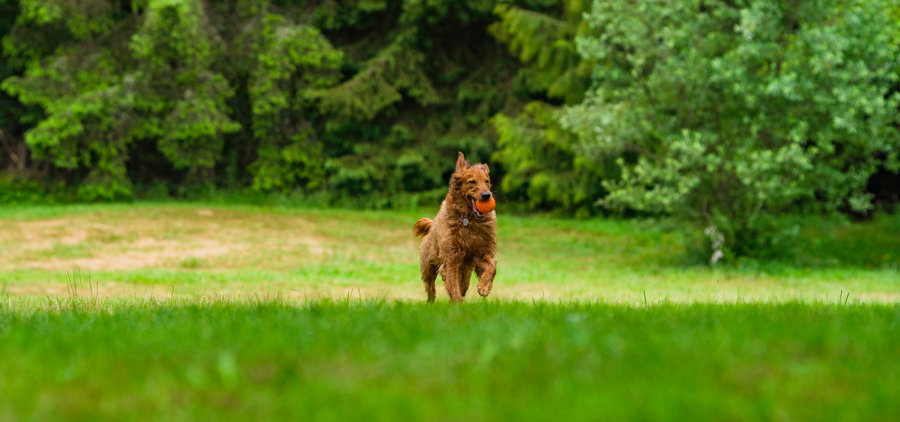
[477,284,492,297]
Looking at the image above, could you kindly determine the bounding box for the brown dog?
[413,152,497,302]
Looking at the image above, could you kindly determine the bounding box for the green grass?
[1,203,898,419]
[1,299,898,420]
[0,203,898,302]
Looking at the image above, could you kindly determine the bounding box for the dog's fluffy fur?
[414,152,497,302]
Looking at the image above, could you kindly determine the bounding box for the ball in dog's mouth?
[469,197,485,218]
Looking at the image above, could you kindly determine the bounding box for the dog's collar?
[461,210,483,227]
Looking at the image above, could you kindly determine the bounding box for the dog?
[413,152,497,302]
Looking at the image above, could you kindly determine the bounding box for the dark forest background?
[2,0,899,257]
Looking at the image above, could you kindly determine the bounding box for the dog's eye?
[468,180,476,184]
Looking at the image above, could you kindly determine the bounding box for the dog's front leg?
[475,256,496,297]
[440,255,465,303]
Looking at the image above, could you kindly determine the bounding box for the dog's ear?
[450,172,462,188]
[479,163,489,174]
[455,151,469,173]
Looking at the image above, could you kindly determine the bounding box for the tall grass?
[1,299,898,420]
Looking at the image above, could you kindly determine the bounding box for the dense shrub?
[558,0,900,258]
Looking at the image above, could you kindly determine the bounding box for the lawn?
[0,203,898,303]
[1,203,898,420]
[1,300,898,420]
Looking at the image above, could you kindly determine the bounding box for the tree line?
[2,0,899,258]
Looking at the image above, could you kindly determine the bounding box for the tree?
[0,0,27,173]
[489,0,605,215]
[2,0,239,199]
[564,0,900,258]
[246,14,342,192]
[1,0,529,204]
[130,0,241,183]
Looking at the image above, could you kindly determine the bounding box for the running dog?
[413,152,496,302]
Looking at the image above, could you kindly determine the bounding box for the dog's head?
[450,152,492,218]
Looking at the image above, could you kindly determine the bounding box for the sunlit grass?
[0,203,898,303]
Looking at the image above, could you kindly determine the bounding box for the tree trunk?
[0,129,28,172]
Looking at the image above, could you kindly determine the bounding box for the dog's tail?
[413,218,432,238]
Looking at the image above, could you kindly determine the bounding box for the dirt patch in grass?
[3,281,176,299]
[32,239,236,271]
[0,207,331,271]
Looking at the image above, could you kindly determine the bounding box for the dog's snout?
[481,191,491,200]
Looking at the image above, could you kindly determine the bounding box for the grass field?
[2,300,899,420]
[1,203,899,420]
[1,203,898,303]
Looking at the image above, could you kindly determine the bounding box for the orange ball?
[475,196,495,214]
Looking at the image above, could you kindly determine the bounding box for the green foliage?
[311,37,439,121]
[0,0,29,174]
[563,0,900,258]
[489,0,590,102]
[130,0,241,180]
[2,68,135,200]
[1,0,529,202]
[492,101,613,216]
[489,0,603,215]
[248,15,342,191]
[2,0,241,198]
[0,175,47,203]
[2,0,900,237]
[313,0,390,30]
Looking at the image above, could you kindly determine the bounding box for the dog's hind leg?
[421,262,438,303]
[475,256,496,297]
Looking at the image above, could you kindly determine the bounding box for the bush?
[563,0,900,259]
[0,173,72,204]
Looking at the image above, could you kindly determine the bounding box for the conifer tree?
[489,0,601,214]
[248,14,343,191]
